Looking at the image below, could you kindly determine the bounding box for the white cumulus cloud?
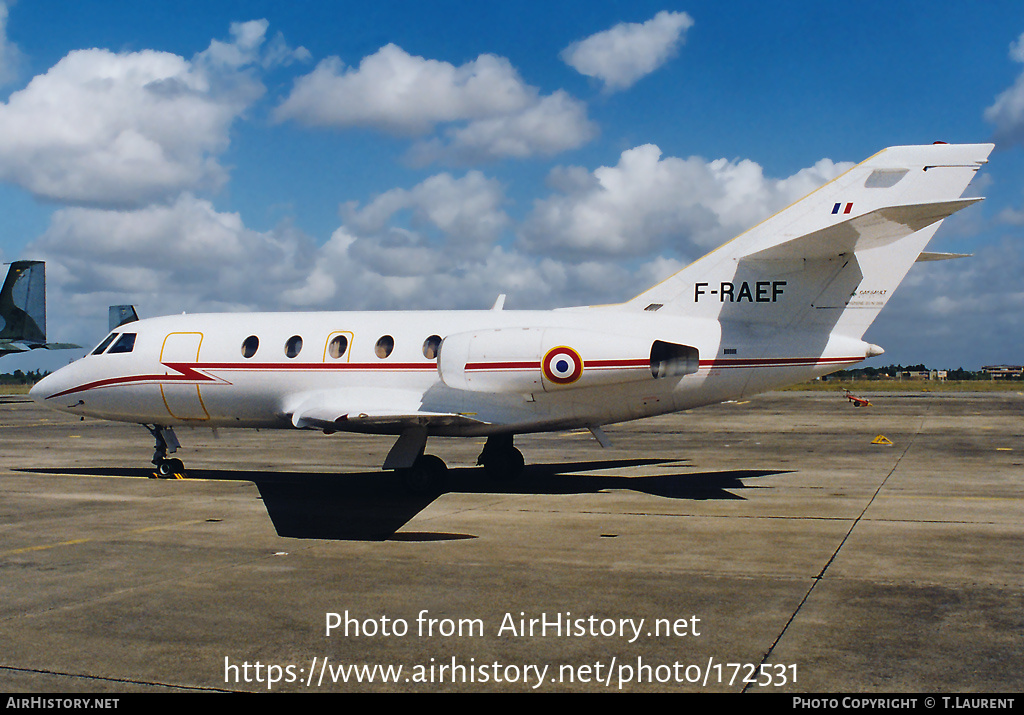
[519,144,851,260]
[0,20,293,207]
[341,171,510,251]
[0,1,22,85]
[275,44,534,134]
[29,194,316,320]
[560,10,694,91]
[984,30,1024,147]
[408,90,597,164]
[1010,31,1024,63]
[275,43,596,162]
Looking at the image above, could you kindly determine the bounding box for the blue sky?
[1,1,1023,373]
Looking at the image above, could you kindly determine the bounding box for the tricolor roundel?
[542,346,583,385]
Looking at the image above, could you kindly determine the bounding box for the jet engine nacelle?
[437,327,698,394]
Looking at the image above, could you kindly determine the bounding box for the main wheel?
[402,454,448,494]
[481,445,524,481]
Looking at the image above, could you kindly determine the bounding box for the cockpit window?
[107,333,137,354]
[91,332,118,355]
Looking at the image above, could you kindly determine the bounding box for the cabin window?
[285,335,303,358]
[328,335,348,359]
[375,335,394,359]
[241,335,259,358]
[107,333,137,354]
[422,335,442,360]
[91,332,118,355]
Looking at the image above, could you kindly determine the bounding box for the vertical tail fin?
[625,143,993,340]
[0,260,46,343]
[109,305,140,332]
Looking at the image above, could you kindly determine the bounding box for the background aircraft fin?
[109,305,140,332]
[0,260,46,344]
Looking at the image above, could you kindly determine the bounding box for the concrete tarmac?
[0,390,1021,693]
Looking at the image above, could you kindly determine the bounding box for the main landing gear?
[146,425,187,479]
[476,434,525,481]
[383,426,448,494]
[401,453,448,494]
[384,429,525,493]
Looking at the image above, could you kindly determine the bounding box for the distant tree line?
[0,370,50,385]
[825,364,996,381]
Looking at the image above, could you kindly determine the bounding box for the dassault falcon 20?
[31,143,992,486]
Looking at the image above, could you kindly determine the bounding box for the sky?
[1,0,1023,373]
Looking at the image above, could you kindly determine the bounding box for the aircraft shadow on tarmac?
[18,459,790,542]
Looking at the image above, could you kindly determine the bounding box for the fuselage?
[30,307,873,436]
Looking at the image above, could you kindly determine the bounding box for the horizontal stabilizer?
[916,251,971,262]
[0,342,29,356]
[748,198,983,261]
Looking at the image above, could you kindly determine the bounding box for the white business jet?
[31,143,991,487]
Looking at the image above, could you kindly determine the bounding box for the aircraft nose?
[30,362,109,418]
[29,372,57,404]
[29,368,78,408]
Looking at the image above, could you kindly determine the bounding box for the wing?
[285,387,489,435]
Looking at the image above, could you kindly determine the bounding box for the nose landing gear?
[146,425,188,479]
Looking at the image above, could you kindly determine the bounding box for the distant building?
[981,365,1024,379]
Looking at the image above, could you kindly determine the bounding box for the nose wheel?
[146,425,188,479]
[155,457,187,479]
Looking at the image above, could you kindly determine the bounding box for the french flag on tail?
[832,202,853,214]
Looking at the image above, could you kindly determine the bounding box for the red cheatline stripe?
[194,361,437,371]
[586,359,649,369]
[700,356,861,369]
[48,373,187,399]
[465,360,537,371]
[464,358,649,372]
[47,360,438,398]
[48,355,865,399]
